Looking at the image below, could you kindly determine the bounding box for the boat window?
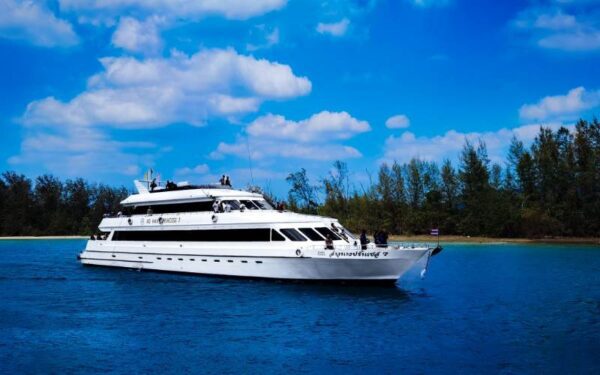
[132,201,214,215]
[315,227,341,240]
[299,228,325,241]
[222,200,241,210]
[239,200,259,210]
[279,228,307,242]
[271,229,286,241]
[112,228,271,242]
[253,200,273,210]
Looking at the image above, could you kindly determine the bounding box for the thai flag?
[431,228,439,236]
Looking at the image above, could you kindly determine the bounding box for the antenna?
[245,132,255,186]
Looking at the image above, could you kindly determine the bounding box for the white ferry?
[78,179,441,283]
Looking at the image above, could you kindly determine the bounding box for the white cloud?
[247,26,280,51]
[247,111,370,142]
[382,122,573,165]
[212,111,370,161]
[385,114,410,129]
[519,86,600,121]
[411,0,450,7]
[512,5,600,52]
[316,18,350,37]
[213,140,362,161]
[22,48,312,128]
[175,164,210,176]
[59,0,287,21]
[112,17,163,55]
[0,0,78,47]
[8,125,156,177]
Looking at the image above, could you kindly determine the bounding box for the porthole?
[111,254,116,258]
[227,260,233,263]
[202,259,207,262]
[190,259,195,261]
[138,256,143,259]
[241,260,248,264]
[157,257,162,260]
[214,259,220,262]
[256,261,263,264]
[178,258,183,261]
[167,258,172,260]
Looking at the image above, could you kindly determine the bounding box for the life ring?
[127,218,132,225]
[295,249,302,257]
[211,215,218,223]
[158,217,164,224]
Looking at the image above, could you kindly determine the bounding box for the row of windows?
[111,254,263,264]
[128,199,273,215]
[111,227,343,242]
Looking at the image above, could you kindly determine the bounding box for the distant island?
[0,119,598,241]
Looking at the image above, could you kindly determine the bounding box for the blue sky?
[1,0,599,195]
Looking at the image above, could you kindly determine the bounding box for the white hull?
[79,241,432,282]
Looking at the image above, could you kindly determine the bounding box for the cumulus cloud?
[512,4,600,52]
[112,17,164,54]
[175,164,210,176]
[316,18,350,37]
[8,125,156,177]
[385,114,410,129]
[519,86,600,121]
[382,122,573,165]
[247,26,280,51]
[212,111,370,161]
[59,0,287,22]
[22,48,311,128]
[213,140,362,161]
[411,0,450,7]
[247,111,370,142]
[0,0,78,47]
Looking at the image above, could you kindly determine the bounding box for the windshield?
[254,200,273,210]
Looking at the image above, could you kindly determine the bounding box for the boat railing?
[302,242,432,252]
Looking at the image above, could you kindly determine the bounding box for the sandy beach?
[0,236,88,240]
[389,235,600,245]
[0,234,598,244]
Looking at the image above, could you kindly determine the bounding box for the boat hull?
[79,241,432,282]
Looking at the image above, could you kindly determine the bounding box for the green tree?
[286,168,319,214]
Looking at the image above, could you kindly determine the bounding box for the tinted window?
[279,228,307,242]
[254,200,273,210]
[132,201,214,215]
[299,228,325,241]
[240,200,259,210]
[315,227,341,240]
[271,229,286,241]
[113,229,271,242]
[222,200,240,210]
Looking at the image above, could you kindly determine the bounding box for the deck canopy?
[121,187,263,207]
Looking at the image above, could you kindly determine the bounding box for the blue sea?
[0,240,599,374]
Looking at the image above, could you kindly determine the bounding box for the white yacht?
[78,179,441,283]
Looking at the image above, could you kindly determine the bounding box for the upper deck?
[121,187,263,206]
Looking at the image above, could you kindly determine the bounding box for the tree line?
[0,118,598,238]
[0,174,128,236]
[285,119,600,238]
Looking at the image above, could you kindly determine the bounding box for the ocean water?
[0,240,599,374]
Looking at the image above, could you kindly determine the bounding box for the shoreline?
[389,235,600,245]
[0,235,598,245]
[0,236,88,240]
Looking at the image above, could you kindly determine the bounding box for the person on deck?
[219,175,226,185]
[325,234,334,250]
[213,200,220,213]
[380,231,389,247]
[224,175,231,187]
[360,230,369,250]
